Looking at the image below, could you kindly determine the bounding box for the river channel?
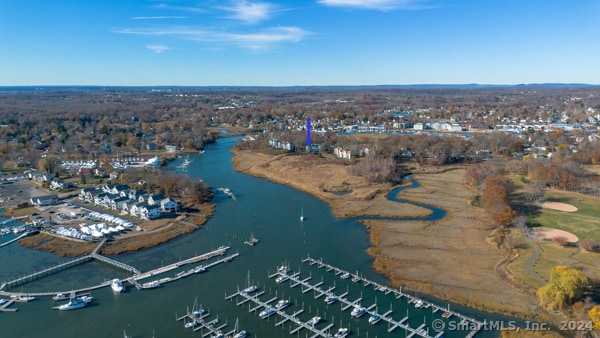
[0,136,509,338]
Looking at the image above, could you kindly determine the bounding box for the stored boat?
[111,278,125,293]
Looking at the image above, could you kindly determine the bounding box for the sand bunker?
[530,227,579,243]
[541,201,578,212]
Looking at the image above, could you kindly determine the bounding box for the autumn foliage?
[481,177,516,227]
[537,266,589,311]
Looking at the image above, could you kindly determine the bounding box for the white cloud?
[219,1,274,24]
[317,0,432,11]
[115,26,310,51]
[146,44,171,53]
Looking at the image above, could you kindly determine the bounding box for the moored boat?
[275,275,289,283]
[333,328,350,338]
[52,293,68,301]
[368,314,382,324]
[324,294,338,305]
[259,307,276,319]
[308,316,322,326]
[111,278,125,293]
[275,299,290,310]
[57,297,87,311]
[351,306,366,318]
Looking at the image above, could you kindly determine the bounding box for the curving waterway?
[0,137,513,338]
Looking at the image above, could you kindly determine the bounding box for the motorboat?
[324,294,338,305]
[57,297,87,311]
[210,332,224,338]
[351,306,366,318]
[414,299,424,308]
[308,316,322,326]
[333,328,350,338]
[275,275,289,283]
[442,311,452,319]
[277,265,291,274]
[242,285,257,293]
[192,308,205,317]
[340,272,350,279]
[194,266,206,273]
[275,299,290,310]
[111,278,125,293]
[79,295,94,303]
[300,207,304,222]
[52,293,68,301]
[0,298,7,304]
[142,280,162,289]
[184,319,198,328]
[259,307,276,319]
[368,314,382,324]
[11,295,35,302]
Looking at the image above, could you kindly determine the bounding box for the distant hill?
[0,83,598,93]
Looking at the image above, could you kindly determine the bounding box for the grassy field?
[529,190,600,242]
[507,188,600,291]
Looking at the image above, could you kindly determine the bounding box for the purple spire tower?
[306,118,311,149]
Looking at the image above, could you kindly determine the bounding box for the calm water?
[0,137,508,337]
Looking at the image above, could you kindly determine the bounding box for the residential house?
[160,198,177,213]
[140,204,161,220]
[30,194,58,206]
[148,194,165,206]
[111,196,129,212]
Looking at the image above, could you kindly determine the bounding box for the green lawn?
[528,190,600,242]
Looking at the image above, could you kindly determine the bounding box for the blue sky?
[1,0,599,86]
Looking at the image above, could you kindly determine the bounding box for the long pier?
[0,247,236,299]
[302,256,484,337]
[226,289,334,337]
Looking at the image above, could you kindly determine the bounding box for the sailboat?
[232,318,247,338]
[300,206,304,222]
[244,233,259,246]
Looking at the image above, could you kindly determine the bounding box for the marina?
[0,246,238,299]
[176,304,247,338]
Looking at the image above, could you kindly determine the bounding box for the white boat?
[12,295,35,302]
[275,275,289,283]
[351,306,366,318]
[414,299,424,308]
[0,298,7,304]
[52,293,68,301]
[334,328,350,338]
[232,318,246,338]
[308,316,322,326]
[184,319,198,328]
[300,206,304,221]
[192,308,205,317]
[233,331,247,338]
[324,294,338,305]
[57,297,87,311]
[277,265,291,274]
[368,314,382,324]
[340,272,350,279]
[142,280,161,289]
[242,285,257,293]
[111,278,125,293]
[194,266,206,273]
[275,299,290,310]
[79,295,94,303]
[259,307,276,319]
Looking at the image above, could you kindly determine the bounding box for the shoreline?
[231,148,542,320]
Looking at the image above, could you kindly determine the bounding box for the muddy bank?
[231,149,540,318]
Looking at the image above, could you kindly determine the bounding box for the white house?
[160,198,177,213]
